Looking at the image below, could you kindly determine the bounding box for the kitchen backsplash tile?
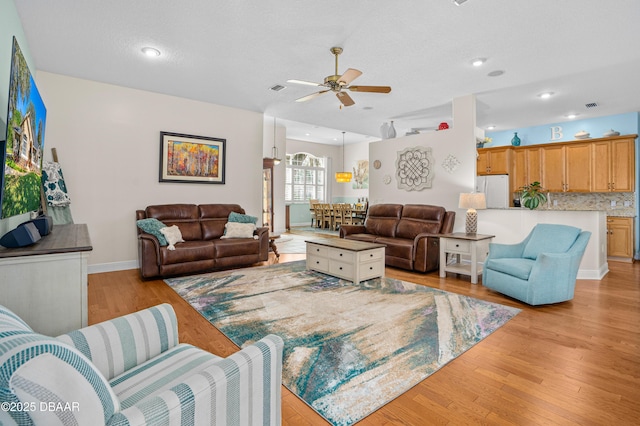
[537,192,635,216]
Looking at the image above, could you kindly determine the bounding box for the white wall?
[37,72,264,272]
[369,95,478,232]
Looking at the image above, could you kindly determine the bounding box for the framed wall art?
[159,132,226,184]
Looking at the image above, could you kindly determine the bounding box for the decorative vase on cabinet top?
[511,132,521,146]
[388,121,397,139]
[380,122,389,139]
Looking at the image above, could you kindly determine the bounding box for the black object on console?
[26,215,53,236]
[0,222,42,248]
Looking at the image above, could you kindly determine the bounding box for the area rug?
[165,261,520,426]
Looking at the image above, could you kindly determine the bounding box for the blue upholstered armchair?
[482,224,591,305]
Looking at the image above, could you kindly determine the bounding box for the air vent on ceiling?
[585,102,598,108]
[269,84,286,92]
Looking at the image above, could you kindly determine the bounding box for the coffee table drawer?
[307,243,329,257]
[360,261,384,280]
[329,248,355,262]
[307,255,329,273]
[329,260,353,278]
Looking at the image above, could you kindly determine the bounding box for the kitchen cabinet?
[542,143,591,192]
[592,138,635,192]
[477,147,511,175]
[606,216,634,262]
[512,147,542,189]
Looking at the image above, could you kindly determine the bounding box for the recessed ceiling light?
[487,70,504,77]
[141,47,161,57]
[453,0,468,5]
[471,58,486,67]
[486,125,496,130]
[565,113,579,119]
[305,133,310,136]
[537,92,554,99]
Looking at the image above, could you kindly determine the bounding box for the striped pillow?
[0,332,120,426]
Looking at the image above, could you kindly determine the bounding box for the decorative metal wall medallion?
[442,154,461,174]
[373,160,381,169]
[383,174,391,185]
[395,146,435,191]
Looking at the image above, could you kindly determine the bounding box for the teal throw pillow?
[228,211,258,224]
[136,218,168,246]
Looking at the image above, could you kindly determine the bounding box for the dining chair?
[309,199,319,227]
[313,204,324,228]
[333,204,345,230]
[322,204,333,229]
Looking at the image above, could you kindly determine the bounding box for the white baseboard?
[88,260,138,275]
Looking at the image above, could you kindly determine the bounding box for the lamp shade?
[458,193,486,210]
[335,171,353,183]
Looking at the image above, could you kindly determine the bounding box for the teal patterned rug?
[165,261,520,426]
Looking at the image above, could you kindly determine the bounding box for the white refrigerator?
[476,175,510,208]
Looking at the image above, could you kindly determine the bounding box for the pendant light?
[335,131,352,183]
[271,117,281,165]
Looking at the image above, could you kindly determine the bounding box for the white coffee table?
[306,238,385,284]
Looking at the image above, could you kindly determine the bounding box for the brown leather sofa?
[136,204,269,279]
[339,204,455,273]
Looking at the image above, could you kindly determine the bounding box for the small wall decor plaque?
[442,154,460,174]
[395,146,435,191]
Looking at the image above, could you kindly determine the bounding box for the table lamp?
[458,193,486,234]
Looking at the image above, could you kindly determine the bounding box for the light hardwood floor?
[89,250,640,425]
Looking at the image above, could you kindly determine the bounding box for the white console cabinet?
[0,224,92,335]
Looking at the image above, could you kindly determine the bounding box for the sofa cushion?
[344,233,379,243]
[145,204,203,241]
[375,236,414,260]
[159,241,215,265]
[485,258,535,281]
[214,238,261,258]
[396,204,446,239]
[136,218,168,246]
[522,224,581,260]
[110,344,221,411]
[364,204,403,238]
[200,204,246,240]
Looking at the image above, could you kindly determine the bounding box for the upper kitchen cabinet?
[591,136,636,192]
[512,147,542,189]
[477,147,511,175]
[541,143,591,192]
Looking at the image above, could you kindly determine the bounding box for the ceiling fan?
[287,47,391,107]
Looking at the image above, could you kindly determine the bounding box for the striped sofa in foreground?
[0,303,283,425]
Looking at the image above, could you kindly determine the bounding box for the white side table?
[439,233,494,284]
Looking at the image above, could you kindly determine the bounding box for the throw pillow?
[220,222,258,239]
[228,211,258,224]
[136,218,168,246]
[160,225,185,250]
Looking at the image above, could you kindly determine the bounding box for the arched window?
[285,152,326,202]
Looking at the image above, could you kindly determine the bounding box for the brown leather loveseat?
[339,204,455,273]
[136,204,269,279]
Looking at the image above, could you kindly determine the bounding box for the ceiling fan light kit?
[290,47,391,108]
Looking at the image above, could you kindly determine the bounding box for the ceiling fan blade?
[295,90,329,102]
[336,92,355,107]
[348,85,392,93]
[287,79,324,87]
[338,68,362,86]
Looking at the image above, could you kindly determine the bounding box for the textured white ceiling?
[14,0,640,145]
